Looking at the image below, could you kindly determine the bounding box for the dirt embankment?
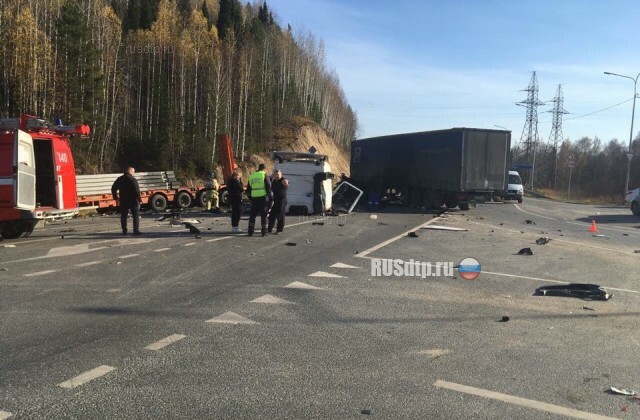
[234,116,350,180]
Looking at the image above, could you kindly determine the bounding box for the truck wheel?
[1,221,35,239]
[150,194,168,212]
[196,190,208,208]
[175,191,192,209]
[444,199,458,209]
[459,202,470,211]
[517,198,523,204]
[632,201,640,216]
[219,189,229,206]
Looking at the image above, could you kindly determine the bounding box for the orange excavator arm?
[216,133,237,182]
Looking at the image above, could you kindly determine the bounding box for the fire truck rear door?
[14,130,36,210]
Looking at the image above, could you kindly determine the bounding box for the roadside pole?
[567,152,576,201]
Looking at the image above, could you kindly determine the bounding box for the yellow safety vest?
[248,171,267,198]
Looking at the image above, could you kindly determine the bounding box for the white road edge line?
[23,270,57,277]
[154,248,172,252]
[145,334,186,351]
[514,203,557,221]
[482,270,640,294]
[0,410,12,420]
[118,254,139,259]
[356,217,440,258]
[57,365,116,389]
[206,236,233,243]
[434,380,617,420]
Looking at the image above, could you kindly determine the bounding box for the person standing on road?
[246,163,272,237]
[227,171,244,233]
[268,169,288,235]
[111,166,142,235]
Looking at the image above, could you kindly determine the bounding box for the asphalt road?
[1,198,639,419]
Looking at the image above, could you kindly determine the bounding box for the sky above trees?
[269,0,640,146]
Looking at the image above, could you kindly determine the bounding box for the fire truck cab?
[0,114,89,238]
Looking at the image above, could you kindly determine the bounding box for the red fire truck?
[0,114,89,238]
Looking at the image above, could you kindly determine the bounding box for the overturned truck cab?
[0,115,89,238]
[350,128,511,210]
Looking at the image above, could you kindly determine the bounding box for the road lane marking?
[206,236,233,243]
[57,365,116,389]
[356,218,440,258]
[154,248,172,252]
[23,270,57,277]
[565,220,639,235]
[0,410,12,419]
[309,271,344,278]
[145,334,186,351]
[118,254,139,259]
[514,204,557,220]
[434,380,617,420]
[283,281,324,290]
[74,261,102,267]
[331,262,360,269]
[250,294,295,304]
[482,270,640,294]
[184,243,196,247]
[206,311,257,325]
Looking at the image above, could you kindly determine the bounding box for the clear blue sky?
[268,0,640,147]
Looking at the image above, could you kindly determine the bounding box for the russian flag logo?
[458,257,481,280]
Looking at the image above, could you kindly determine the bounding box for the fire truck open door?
[14,130,36,210]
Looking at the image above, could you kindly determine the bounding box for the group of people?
[231,163,289,237]
[111,164,288,237]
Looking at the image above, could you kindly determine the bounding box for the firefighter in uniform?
[204,172,220,212]
[246,163,272,237]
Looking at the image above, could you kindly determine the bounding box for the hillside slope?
[235,117,350,180]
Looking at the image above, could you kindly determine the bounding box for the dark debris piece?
[408,231,419,238]
[517,247,534,255]
[525,220,536,225]
[312,221,325,226]
[285,242,297,246]
[496,316,510,322]
[535,237,551,245]
[535,283,612,301]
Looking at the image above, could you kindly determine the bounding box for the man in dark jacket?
[111,166,142,235]
[268,169,288,234]
[227,171,244,233]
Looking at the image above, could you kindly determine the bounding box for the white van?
[271,151,334,215]
[505,170,524,203]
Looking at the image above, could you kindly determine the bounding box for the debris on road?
[3,244,16,248]
[535,284,612,300]
[408,231,419,238]
[535,237,551,245]
[370,215,378,220]
[377,221,389,225]
[195,235,202,239]
[361,409,371,415]
[592,234,607,238]
[312,221,325,226]
[608,387,636,396]
[0,268,8,272]
[421,225,468,232]
[634,250,640,254]
[517,247,534,255]
[285,242,297,246]
[183,222,201,234]
[525,220,536,225]
[305,239,313,244]
[580,306,595,311]
[496,316,510,322]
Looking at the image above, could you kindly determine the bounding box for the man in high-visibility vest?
[246,163,272,237]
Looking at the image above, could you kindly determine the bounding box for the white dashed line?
[330,262,360,269]
[250,294,295,304]
[283,281,324,290]
[75,261,102,267]
[184,243,196,247]
[23,270,57,277]
[0,410,12,419]
[206,236,233,243]
[434,380,616,420]
[118,254,139,259]
[57,365,116,389]
[154,248,172,252]
[145,334,186,351]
